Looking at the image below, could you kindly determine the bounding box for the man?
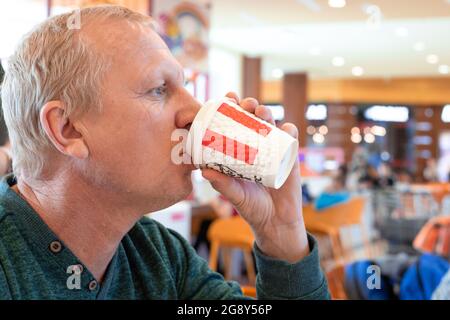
[0,62,11,176]
[0,6,329,299]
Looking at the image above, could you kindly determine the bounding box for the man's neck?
[14,174,143,282]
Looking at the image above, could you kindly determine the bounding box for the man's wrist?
[253,234,330,299]
[254,220,310,263]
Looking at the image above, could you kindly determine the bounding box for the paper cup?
[186,98,299,189]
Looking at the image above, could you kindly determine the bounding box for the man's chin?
[173,174,193,200]
[145,181,192,213]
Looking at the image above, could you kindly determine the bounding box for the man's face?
[78,21,200,212]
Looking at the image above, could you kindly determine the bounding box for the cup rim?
[271,138,299,189]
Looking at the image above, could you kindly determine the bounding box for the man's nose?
[175,90,202,129]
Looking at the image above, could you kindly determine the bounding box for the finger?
[201,168,245,206]
[239,97,259,114]
[255,105,275,126]
[225,92,240,104]
[280,122,299,139]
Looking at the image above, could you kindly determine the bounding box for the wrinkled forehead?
[82,18,169,61]
[81,18,180,85]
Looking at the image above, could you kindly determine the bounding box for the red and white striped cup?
[186,98,299,189]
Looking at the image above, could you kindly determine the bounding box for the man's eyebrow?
[139,62,185,86]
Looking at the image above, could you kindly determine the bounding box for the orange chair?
[303,197,369,264]
[207,216,256,285]
[411,183,450,206]
[325,263,348,300]
[241,285,257,298]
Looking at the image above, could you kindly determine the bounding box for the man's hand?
[200,93,309,263]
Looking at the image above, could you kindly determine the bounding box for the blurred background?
[1,0,450,299]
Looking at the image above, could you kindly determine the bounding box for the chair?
[241,285,257,298]
[207,216,256,285]
[411,183,450,208]
[325,263,348,300]
[303,197,369,264]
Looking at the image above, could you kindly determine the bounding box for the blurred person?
[301,183,313,204]
[314,165,350,211]
[394,168,414,191]
[346,146,369,191]
[359,165,381,189]
[360,163,396,190]
[423,158,439,182]
[0,6,329,299]
[438,155,450,182]
[378,162,395,188]
[326,165,348,193]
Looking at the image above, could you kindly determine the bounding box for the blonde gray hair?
[1,5,154,179]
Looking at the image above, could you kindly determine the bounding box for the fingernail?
[287,126,298,138]
[244,97,258,106]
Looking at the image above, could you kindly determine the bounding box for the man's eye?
[147,84,167,97]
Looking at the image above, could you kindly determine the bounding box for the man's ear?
[40,101,89,159]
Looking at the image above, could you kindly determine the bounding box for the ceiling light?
[328,0,346,8]
[271,68,284,79]
[439,65,449,75]
[332,56,345,67]
[395,27,409,37]
[413,42,425,52]
[426,54,439,64]
[352,66,364,77]
[363,4,382,29]
[351,127,360,135]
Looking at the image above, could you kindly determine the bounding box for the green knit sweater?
[0,175,330,300]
